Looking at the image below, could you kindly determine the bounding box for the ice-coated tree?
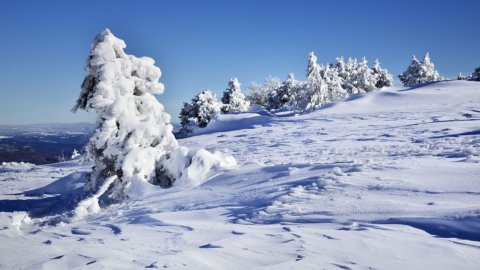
[73,29,185,201]
[305,52,328,110]
[324,65,348,102]
[334,56,348,81]
[343,57,359,94]
[247,76,281,106]
[355,57,377,93]
[179,90,221,133]
[371,59,394,88]
[399,53,442,85]
[268,73,301,110]
[221,78,250,113]
[420,53,442,82]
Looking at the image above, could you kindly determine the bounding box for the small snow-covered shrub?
[399,53,442,86]
[221,78,250,113]
[179,90,221,133]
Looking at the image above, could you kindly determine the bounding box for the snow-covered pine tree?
[457,72,466,80]
[221,78,250,113]
[275,73,301,111]
[334,56,348,82]
[371,59,394,88]
[344,57,359,94]
[305,52,328,110]
[399,53,442,85]
[72,28,182,200]
[324,65,348,102]
[247,76,281,107]
[420,53,442,82]
[399,55,422,86]
[354,57,377,93]
[179,90,221,132]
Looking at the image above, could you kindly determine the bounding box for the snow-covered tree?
[179,90,221,133]
[305,52,328,110]
[247,76,281,106]
[420,53,442,82]
[457,72,466,80]
[74,29,227,205]
[221,78,250,113]
[399,53,442,85]
[334,56,348,82]
[343,57,359,94]
[371,59,394,88]
[266,73,300,110]
[324,65,348,102]
[355,57,377,93]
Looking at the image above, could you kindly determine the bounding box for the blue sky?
[1,0,479,125]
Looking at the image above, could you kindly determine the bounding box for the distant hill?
[0,122,94,164]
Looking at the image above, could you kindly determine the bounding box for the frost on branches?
[72,29,235,212]
[221,78,250,113]
[399,53,442,86]
[179,90,221,134]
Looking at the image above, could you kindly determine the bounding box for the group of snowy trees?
[458,67,480,81]
[72,29,234,210]
[398,53,442,85]
[248,52,393,112]
[179,78,250,134]
[178,52,394,133]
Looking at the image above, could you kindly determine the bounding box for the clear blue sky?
[1,0,479,125]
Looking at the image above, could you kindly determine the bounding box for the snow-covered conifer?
[371,59,394,88]
[305,52,328,110]
[221,78,250,113]
[399,53,442,85]
[344,57,359,94]
[324,65,348,102]
[247,76,281,106]
[420,53,442,82]
[72,29,235,206]
[334,56,348,81]
[179,90,221,132]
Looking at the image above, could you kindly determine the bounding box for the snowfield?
[1,80,480,269]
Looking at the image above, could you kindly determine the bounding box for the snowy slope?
[1,81,480,269]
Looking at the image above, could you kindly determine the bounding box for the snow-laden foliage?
[267,73,302,111]
[179,90,222,133]
[399,53,442,85]
[372,59,394,88]
[72,29,234,205]
[247,76,281,106]
[221,78,250,113]
[305,52,329,111]
[324,66,348,102]
[182,52,393,126]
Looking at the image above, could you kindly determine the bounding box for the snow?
[0,136,11,139]
[1,81,480,269]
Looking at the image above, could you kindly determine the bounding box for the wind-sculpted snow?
[1,81,480,269]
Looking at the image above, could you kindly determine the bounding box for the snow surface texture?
[1,81,480,269]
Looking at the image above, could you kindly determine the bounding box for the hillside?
[0,81,479,269]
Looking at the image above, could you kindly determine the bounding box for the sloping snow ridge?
[1,81,480,269]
